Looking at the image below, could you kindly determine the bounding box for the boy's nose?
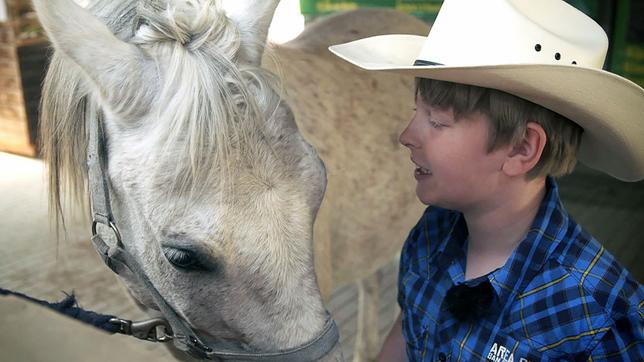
[399,121,418,149]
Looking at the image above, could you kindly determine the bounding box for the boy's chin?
[416,189,436,206]
[416,188,451,209]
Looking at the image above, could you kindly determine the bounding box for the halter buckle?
[110,317,174,342]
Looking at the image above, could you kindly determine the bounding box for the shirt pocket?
[449,321,567,362]
[400,268,435,361]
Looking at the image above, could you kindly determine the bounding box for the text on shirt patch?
[486,343,531,362]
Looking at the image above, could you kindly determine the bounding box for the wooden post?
[0,0,46,157]
[353,272,381,361]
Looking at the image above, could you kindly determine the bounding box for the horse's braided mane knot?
[135,0,237,54]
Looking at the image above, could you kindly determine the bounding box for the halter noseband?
[87,115,340,361]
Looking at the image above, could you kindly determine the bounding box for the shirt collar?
[489,176,569,301]
[433,176,570,301]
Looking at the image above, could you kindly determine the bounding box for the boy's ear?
[502,122,547,177]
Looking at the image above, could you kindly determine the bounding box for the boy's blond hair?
[416,78,583,179]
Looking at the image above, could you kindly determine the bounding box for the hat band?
[414,59,443,66]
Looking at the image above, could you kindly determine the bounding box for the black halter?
[87,114,340,361]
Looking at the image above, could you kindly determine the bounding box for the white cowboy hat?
[329,0,644,182]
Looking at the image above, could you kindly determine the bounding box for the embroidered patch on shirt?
[486,342,531,362]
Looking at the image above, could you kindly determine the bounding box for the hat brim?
[329,35,644,182]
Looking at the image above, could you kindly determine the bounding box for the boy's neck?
[462,176,546,280]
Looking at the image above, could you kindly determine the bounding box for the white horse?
[34,0,427,360]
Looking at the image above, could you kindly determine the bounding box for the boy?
[330,0,644,360]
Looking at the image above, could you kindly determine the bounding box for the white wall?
[0,0,7,22]
[268,0,305,44]
[223,0,305,45]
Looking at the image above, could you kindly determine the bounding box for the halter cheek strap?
[86,115,340,361]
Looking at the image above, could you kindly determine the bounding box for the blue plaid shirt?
[398,177,644,361]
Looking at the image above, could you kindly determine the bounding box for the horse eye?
[162,247,206,271]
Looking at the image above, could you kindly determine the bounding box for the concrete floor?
[0,152,174,360]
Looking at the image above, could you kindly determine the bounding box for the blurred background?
[2,0,640,273]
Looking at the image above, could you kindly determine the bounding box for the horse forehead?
[107,155,226,224]
[160,215,225,242]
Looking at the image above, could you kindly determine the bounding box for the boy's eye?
[428,120,445,129]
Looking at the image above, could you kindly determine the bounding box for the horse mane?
[40,0,282,230]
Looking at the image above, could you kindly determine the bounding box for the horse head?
[34,0,339,358]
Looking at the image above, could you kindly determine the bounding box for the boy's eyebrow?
[414,94,454,123]
[419,101,437,117]
[427,104,457,124]
[415,96,431,113]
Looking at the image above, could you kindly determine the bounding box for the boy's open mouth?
[415,167,432,176]
[411,158,432,177]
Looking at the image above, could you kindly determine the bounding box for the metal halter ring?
[91,218,124,247]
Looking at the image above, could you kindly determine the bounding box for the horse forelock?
[132,1,284,200]
[41,0,284,228]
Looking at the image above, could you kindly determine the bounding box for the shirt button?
[438,352,447,361]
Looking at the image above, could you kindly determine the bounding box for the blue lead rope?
[0,288,121,334]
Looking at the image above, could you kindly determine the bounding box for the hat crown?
[418,0,609,68]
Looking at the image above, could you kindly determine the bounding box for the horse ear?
[222,0,280,66]
[33,0,155,119]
